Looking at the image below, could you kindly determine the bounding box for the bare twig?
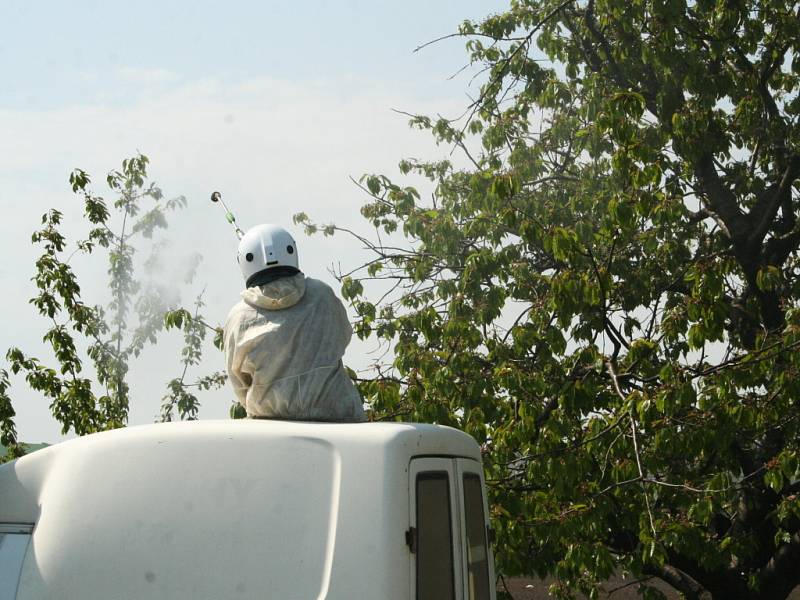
[607,360,657,538]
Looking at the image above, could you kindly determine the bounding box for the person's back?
[223,223,365,422]
[225,272,364,421]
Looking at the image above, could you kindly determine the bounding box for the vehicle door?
[456,458,496,600]
[408,457,463,600]
[408,457,496,600]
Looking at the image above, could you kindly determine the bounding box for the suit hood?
[241,272,306,310]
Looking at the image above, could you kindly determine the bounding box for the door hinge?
[405,526,417,553]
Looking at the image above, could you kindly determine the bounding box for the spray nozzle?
[210,191,244,239]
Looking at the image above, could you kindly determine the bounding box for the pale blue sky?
[1,1,506,108]
[0,1,509,443]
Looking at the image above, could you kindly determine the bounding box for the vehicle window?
[0,526,32,600]
[463,474,491,600]
[416,472,455,600]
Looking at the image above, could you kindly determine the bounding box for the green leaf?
[765,469,785,493]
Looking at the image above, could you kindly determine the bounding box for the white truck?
[0,420,496,599]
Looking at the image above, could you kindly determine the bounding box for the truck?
[0,419,496,599]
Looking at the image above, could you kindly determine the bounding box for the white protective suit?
[224,273,366,422]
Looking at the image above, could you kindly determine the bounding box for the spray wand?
[210,191,244,239]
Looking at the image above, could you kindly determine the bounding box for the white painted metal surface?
[0,420,491,600]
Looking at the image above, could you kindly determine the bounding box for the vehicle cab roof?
[0,420,482,600]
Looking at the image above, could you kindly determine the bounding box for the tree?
[0,155,225,461]
[297,0,800,597]
[161,293,229,422]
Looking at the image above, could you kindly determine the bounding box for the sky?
[0,1,509,443]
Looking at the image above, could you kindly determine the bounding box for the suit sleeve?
[328,284,353,351]
[224,310,252,408]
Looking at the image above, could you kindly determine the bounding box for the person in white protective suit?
[224,223,366,422]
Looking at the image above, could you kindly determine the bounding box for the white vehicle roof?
[0,420,481,600]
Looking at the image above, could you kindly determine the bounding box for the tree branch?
[694,155,748,243]
[756,529,800,598]
[747,155,800,250]
[642,564,710,600]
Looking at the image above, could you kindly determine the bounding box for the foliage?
[0,155,225,462]
[297,0,800,597]
[161,295,228,422]
[0,369,23,460]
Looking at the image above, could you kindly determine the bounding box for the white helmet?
[237,224,300,287]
